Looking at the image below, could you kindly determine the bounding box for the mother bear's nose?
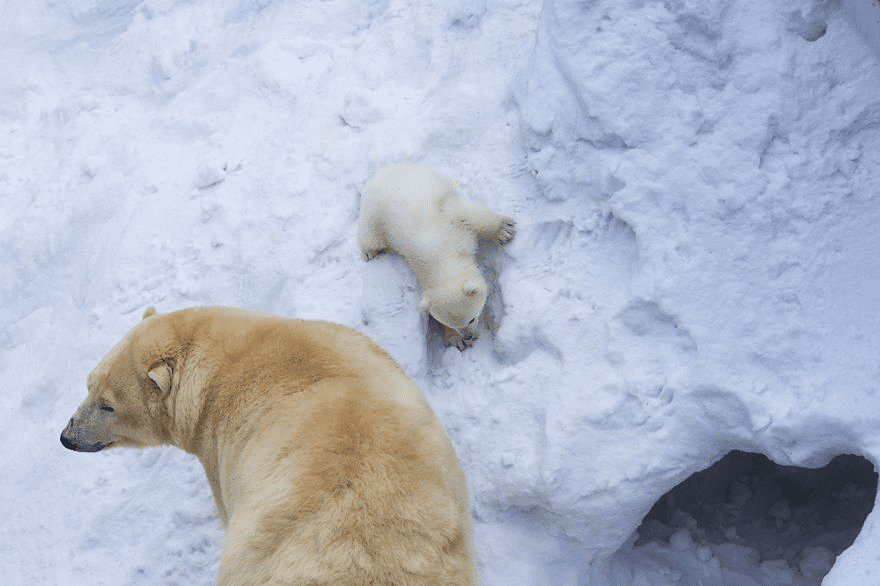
[60,431,78,451]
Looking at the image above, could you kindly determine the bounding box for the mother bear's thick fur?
[61,306,478,585]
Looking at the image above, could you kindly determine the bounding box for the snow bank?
[1,0,879,584]
[507,0,880,583]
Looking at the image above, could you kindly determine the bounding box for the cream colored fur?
[357,164,515,350]
[61,305,479,585]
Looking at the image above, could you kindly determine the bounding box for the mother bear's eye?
[99,405,115,412]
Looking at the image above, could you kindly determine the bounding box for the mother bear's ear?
[148,363,173,394]
[143,306,157,320]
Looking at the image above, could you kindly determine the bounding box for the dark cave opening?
[634,450,878,583]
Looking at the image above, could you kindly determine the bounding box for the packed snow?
[1,0,879,584]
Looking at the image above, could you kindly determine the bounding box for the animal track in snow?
[616,299,696,354]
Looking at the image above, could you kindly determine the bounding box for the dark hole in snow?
[799,19,827,42]
[788,12,828,43]
[631,450,877,584]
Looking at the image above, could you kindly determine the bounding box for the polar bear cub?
[358,164,515,349]
[61,306,479,585]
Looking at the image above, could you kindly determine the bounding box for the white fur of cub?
[358,164,515,349]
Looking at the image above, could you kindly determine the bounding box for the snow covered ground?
[1,0,879,584]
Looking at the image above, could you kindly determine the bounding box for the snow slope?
[1,0,879,584]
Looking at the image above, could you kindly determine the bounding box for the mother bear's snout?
[60,427,78,451]
[59,429,108,452]
[60,418,100,452]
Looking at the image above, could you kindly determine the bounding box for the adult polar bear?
[60,306,478,586]
[358,164,515,350]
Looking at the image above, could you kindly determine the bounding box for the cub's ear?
[419,294,431,310]
[142,306,157,320]
[462,281,480,296]
[148,363,173,394]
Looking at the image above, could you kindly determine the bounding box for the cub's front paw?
[360,248,383,261]
[442,326,479,351]
[495,217,516,245]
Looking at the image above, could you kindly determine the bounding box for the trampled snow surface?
[1,0,879,584]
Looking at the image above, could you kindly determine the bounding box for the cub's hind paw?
[496,218,516,245]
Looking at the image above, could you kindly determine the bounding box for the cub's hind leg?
[357,213,388,261]
[445,196,516,245]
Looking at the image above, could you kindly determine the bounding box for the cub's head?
[420,274,487,335]
[60,306,176,453]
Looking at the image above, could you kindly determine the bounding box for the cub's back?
[362,164,464,262]
[365,164,455,220]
